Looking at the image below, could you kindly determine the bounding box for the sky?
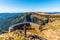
[0,0,60,13]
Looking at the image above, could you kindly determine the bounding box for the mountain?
[47,12,60,14]
[0,12,60,40]
[0,12,60,34]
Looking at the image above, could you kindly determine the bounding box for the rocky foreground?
[0,20,60,40]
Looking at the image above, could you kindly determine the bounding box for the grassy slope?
[0,20,60,40]
[41,20,60,40]
[0,13,60,40]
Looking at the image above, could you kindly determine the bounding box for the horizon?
[0,11,60,13]
[1,11,60,13]
[0,0,60,13]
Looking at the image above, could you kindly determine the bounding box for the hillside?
[41,20,60,40]
[0,12,60,40]
[0,20,60,40]
[0,13,30,34]
[0,13,43,34]
[0,22,46,40]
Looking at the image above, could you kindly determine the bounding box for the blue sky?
[0,0,60,13]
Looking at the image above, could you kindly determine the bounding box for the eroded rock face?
[28,35,47,40]
[9,22,40,32]
[9,22,31,32]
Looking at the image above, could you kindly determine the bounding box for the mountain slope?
[41,20,60,40]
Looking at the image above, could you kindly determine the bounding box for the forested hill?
[0,13,26,34]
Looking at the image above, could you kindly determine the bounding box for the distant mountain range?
[46,12,60,14]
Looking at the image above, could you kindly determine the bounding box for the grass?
[0,20,60,40]
[0,30,25,40]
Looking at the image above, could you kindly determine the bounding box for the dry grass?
[41,20,60,40]
[0,30,25,40]
[0,20,60,40]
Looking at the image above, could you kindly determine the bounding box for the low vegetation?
[0,20,60,40]
[0,13,60,40]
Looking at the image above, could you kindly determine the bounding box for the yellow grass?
[0,20,60,40]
